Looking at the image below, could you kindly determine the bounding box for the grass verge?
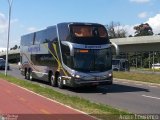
[0,73,135,120]
[113,71,160,84]
[131,67,160,72]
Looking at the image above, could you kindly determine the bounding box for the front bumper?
[65,76,113,87]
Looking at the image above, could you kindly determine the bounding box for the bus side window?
[21,33,34,46]
[45,27,57,43]
[35,31,45,45]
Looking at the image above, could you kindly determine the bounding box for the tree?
[106,21,127,39]
[134,23,153,37]
[10,45,18,50]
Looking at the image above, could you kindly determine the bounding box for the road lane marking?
[135,84,143,86]
[149,86,158,88]
[142,95,160,100]
[122,82,129,84]
[40,109,50,114]
[114,81,118,83]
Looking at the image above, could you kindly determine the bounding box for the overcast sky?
[0,0,160,50]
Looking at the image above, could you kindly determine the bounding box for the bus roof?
[21,22,104,37]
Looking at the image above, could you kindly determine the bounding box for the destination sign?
[85,45,101,49]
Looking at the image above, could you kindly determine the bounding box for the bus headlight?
[109,73,112,77]
[75,75,80,78]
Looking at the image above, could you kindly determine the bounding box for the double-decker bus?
[20,22,118,88]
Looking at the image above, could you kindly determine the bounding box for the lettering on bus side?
[28,45,40,53]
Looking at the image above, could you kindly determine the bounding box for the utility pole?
[5,0,13,76]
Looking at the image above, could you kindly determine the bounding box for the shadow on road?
[28,78,150,94]
[63,83,149,94]
[107,83,149,93]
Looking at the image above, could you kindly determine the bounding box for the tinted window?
[61,44,73,68]
[35,30,45,45]
[73,26,92,37]
[31,54,57,66]
[112,60,120,65]
[21,33,35,46]
[45,27,57,43]
[34,27,58,44]
[71,25,108,38]
[57,23,70,41]
[73,48,112,72]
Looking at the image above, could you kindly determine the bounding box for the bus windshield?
[73,48,112,72]
[112,60,120,65]
[71,25,108,38]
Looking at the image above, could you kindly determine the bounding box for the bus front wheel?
[57,76,64,89]
[28,69,33,81]
[51,75,57,87]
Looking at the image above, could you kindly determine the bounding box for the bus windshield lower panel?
[73,48,112,72]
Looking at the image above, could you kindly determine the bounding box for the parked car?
[0,59,10,70]
[0,58,5,61]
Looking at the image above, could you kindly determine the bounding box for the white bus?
[20,22,118,88]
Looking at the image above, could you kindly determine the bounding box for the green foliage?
[128,52,160,68]
[134,23,153,36]
[106,21,127,39]
[114,72,160,84]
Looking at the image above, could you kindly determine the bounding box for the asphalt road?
[1,64,160,114]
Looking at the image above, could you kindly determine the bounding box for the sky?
[0,0,160,50]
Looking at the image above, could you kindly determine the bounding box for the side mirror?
[61,41,74,56]
[110,42,119,55]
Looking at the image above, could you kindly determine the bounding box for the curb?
[113,78,160,87]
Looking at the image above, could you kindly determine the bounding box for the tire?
[28,69,33,81]
[57,76,64,89]
[25,70,28,79]
[50,75,57,87]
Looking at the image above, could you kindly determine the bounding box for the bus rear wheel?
[24,68,27,79]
